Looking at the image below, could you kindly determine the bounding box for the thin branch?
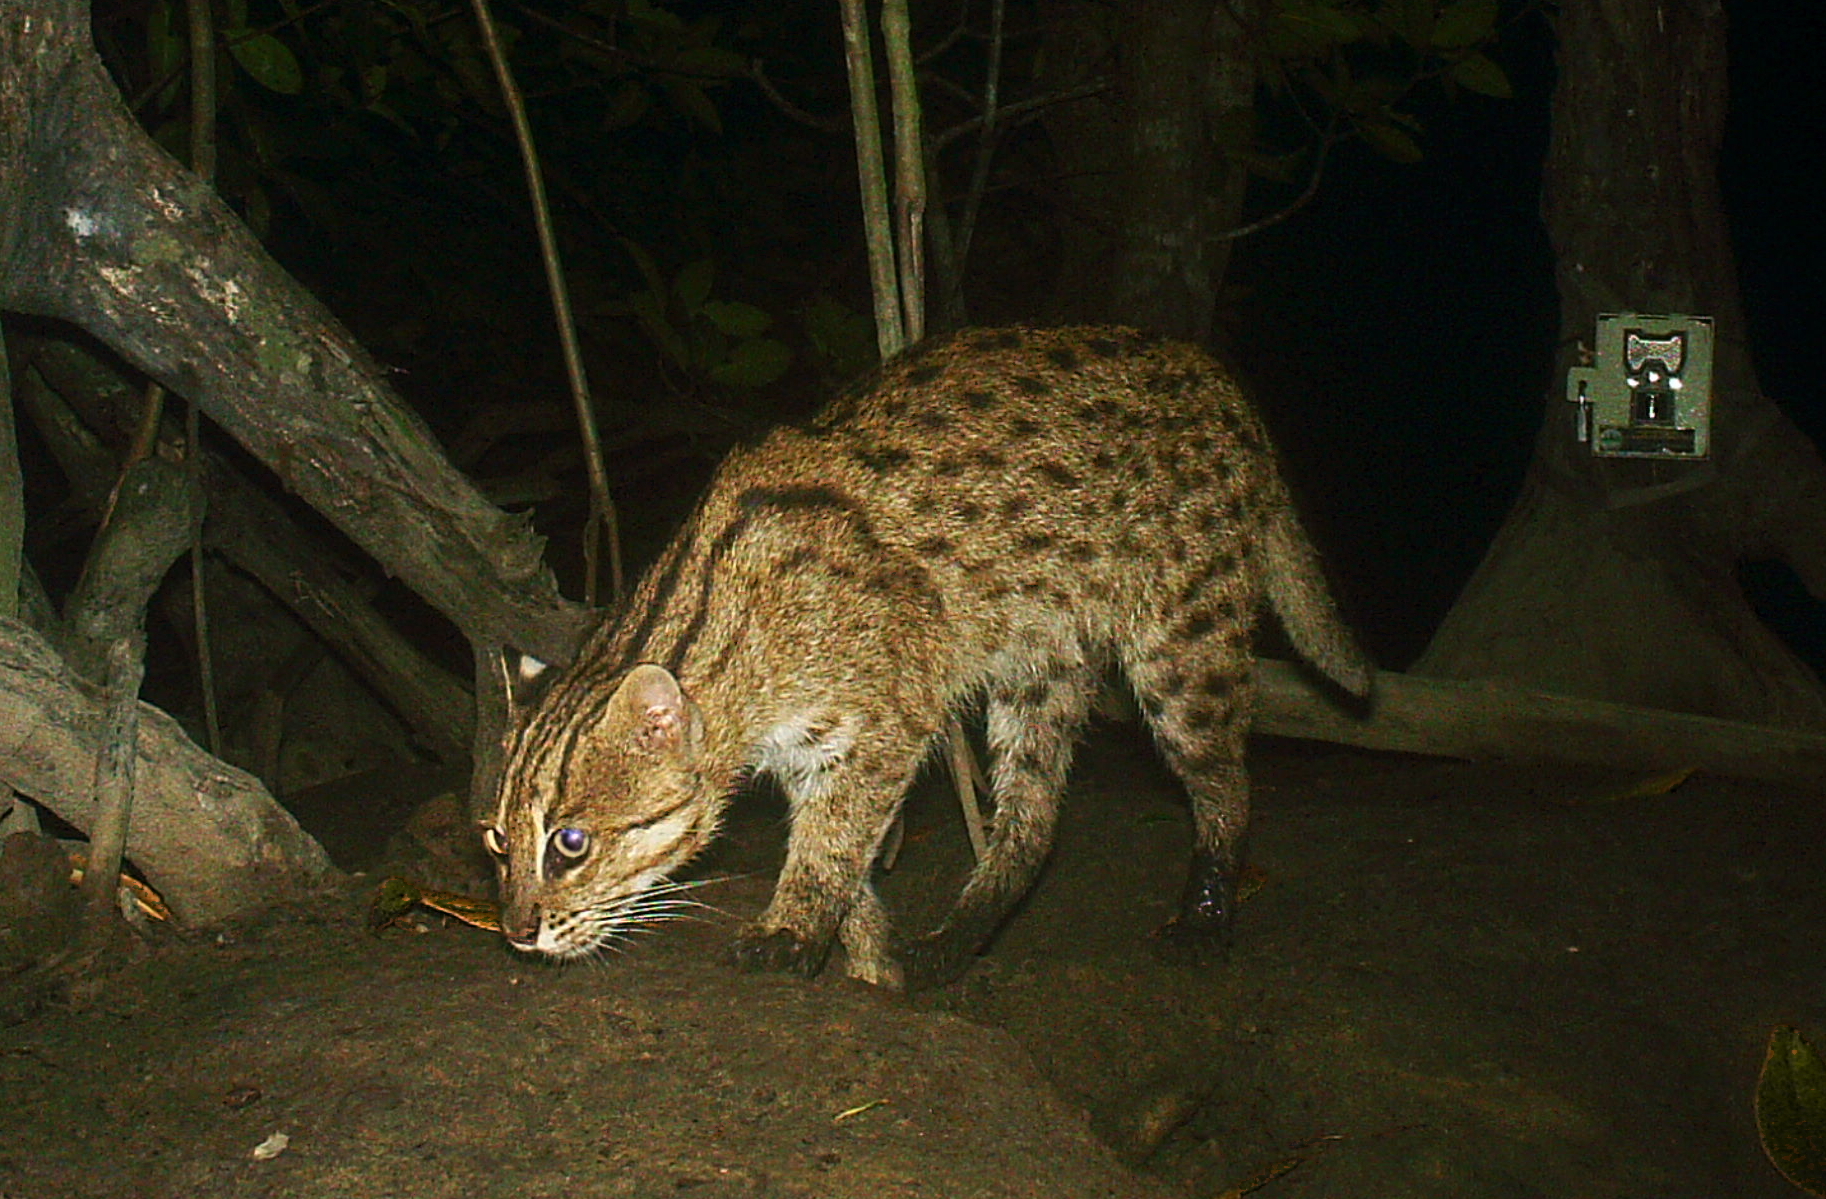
[839,0,905,355]
[949,0,1004,308]
[186,0,223,757]
[1212,118,1341,243]
[186,405,222,755]
[468,0,623,602]
[882,0,927,344]
[928,78,1108,156]
[748,57,847,132]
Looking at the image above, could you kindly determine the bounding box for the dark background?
[31,1,1826,678]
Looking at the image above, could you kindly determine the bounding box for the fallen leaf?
[369,878,501,933]
[251,1131,290,1161]
[416,888,503,932]
[66,853,171,921]
[1567,766,1697,806]
[1757,1026,1826,1196]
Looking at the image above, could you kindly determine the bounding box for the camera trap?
[1566,313,1713,459]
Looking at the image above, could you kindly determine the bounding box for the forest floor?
[2,727,1822,1199]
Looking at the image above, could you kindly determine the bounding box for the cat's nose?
[502,906,541,950]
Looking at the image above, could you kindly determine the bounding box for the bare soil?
[3,727,1823,1198]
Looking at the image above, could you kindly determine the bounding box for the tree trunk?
[1256,660,1826,790]
[1039,0,1254,338]
[1414,0,1826,731]
[0,0,592,668]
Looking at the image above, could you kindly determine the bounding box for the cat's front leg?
[731,752,912,980]
[730,875,901,985]
[731,845,868,978]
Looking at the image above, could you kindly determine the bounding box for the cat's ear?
[610,664,702,758]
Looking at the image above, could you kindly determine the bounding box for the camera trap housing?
[1566,313,1713,459]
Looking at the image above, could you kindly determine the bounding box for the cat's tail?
[1261,503,1375,699]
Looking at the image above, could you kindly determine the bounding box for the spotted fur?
[484,326,1371,989]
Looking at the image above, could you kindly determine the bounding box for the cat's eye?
[552,827,590,858]
[481,826,507,857]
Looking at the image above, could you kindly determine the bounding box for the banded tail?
[1261,504,1374,698]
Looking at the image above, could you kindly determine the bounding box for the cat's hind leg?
[899,659,1097,990]
[1120,627,1256,959]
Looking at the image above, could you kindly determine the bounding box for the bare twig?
[948,0,1005,316]
[1212,117,1341,242]
[749,58,846,132]
[468,0,623,602]
[882,0,926,343]
[1,335,21,624]
[840,0,985,860]
[928,78,1109,155]
[186,0,223,755]
[186,406,222,755]
[184,0,217,180]
[839,0,905,356]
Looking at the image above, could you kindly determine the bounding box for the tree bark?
[1256,660,1826,791]
[1,330,19,621]
[60,453,203,682]
[1414,0,1826,731]
[0,0,592,668]
[0,615,334,923]
[17,334,475,761]
[1038,0,1255,338]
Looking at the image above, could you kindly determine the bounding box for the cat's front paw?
[731,924,834,978]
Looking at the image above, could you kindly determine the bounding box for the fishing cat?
[483,326,1372,990]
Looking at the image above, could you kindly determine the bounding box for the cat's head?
[483,663,720,958]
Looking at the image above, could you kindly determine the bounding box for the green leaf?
[627,0,686,34]
[602,81,651,132]
[1378,0,1433,49]
[228,31,305,95]
[1449,53,1513,98]
[700,299,772,338]
[673,258,715,312]
[671,44,747,80]
[1431,0,1497,48]
[1757,1027,1826,1196]
[662,78,723,134]
[618,237,669,302]
[709,338,792,388]
[630,291,688,368]
[1358,118,1423,163]
[360,63,389,105]
[1268,1,1365,55]
[802,295,879,378]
